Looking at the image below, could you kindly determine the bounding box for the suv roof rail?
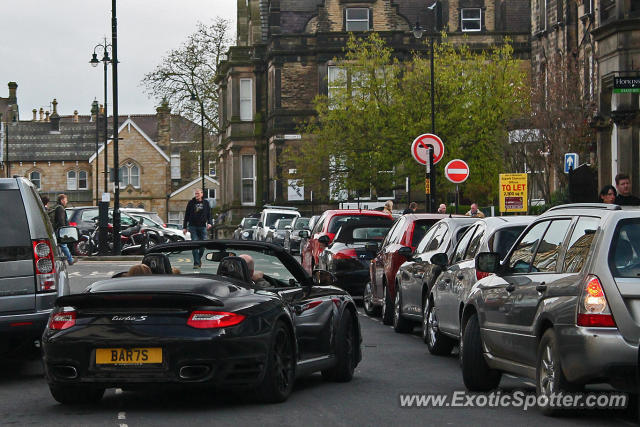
[262,205,299,211]
[546,203,622,212]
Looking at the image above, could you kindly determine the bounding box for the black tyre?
[393,287,413,333]
[256,321,295,403]
[363,282,380,316]
[49,385,104,404]
[322,312,357,382]
[461,314,501,391]
[423,297,455,355]
[536,329,578,416]
[381,282,393,325]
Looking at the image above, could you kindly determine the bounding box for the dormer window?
[461,8,482,32]
[346,8,370,32]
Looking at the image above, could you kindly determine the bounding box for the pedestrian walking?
[614,173,640,205]
[383,200,394,215]
[53,194,74,265]
[599,185,617,204]
[437,203,447,214]
[402,202,417,215]
[465,203,485,218]
[182,188,213,269]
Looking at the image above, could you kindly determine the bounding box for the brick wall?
[280,63,318,109]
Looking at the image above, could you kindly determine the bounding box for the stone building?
[216,0,531,219]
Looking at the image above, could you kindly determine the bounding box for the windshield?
[328,215,389,234]
[411,219,440,247]
[265,213,298,227]
[0,190,31,258]
[160,247,298,287]
[276,219,292,230]
[134,215,162,228]
[294,218,310,230]
[334,225,391,244]
[244,218,258,228]
[491,226,527,259]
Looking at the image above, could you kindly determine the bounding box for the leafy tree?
[141,18,231,133]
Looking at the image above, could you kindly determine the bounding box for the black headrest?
[217,256,251,283]
[142,253,172,274]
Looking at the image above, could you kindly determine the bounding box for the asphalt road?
[2,260,636,426]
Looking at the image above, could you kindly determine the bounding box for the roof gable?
[89,117,170,163]
[170,175,220,198]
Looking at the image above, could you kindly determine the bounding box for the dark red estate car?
[365,213,454,324]
[301,210,392,275]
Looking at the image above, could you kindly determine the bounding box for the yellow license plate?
[96,348,162,364]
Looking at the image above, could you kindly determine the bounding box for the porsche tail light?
[333,249,358,260]
[576,275,616,327]
[187,311,246,329]
[33,239,56,292]
[49,309,76,330]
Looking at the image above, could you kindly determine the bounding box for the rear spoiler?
[56,292,223,309]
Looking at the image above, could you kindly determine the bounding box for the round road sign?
[444,159,470,184]
[411,134,445,165]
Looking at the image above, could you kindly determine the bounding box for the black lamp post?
[190,93,206,198]
[89,38,112,195]
[91,99,99,205]
[413,1,438,212]
[111,0,121,255]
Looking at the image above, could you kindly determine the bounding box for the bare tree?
[142,18,231,132]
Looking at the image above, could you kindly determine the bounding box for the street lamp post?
[190,93,206,198]
[89,38,112,195]
[91,99,99,205]
[111,0,122,255]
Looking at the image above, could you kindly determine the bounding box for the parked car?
[0,177,77,358]
[298,215,319,257]
[42,240,362,404]
[388,217,480,327]
[461,204,640,414]
[233,217,259,240]
[166,223,191,240]
[265,218,293,245]
[418,216,534,353]
[365,213,452,322]
[124,211,186,242]
[255,206,300,241]
[283,217,310,254]
[66,206,138,236]
[300,210,393,275]
[317,218,393,296]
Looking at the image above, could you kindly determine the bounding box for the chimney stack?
[45,111,50,122]
[32,109,37,121]
[7,82,17,103]
[156,100,171,153]
[50,99,60,131]
[73,110,79,123]
[39,108,44,121]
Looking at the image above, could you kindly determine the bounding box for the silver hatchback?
[461,204,640,414]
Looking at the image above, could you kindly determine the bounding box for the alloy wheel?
[539,344,556,397]
[364,283,374,313]
[273,328,293,393]
[426,303,438,348]
[381,286,388,320]
[393,290,401,327]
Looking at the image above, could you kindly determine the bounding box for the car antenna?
[449,213,452,218]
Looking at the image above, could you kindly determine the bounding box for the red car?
[300,209,392,275]
[365,213,454,324]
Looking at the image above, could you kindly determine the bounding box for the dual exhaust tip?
[52,364,209,381]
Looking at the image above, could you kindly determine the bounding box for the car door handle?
[506,283,516,293]
[456,274,464,280]
[536,282,547,293]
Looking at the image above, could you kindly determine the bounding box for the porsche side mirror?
[318,235,331,245]
[397,246,413,260]
[476,252,501,274]
[312,269,337,286]
[430,252,448,267]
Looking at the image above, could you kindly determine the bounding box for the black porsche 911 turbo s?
[317,219,393,296]
[42,240,362,405]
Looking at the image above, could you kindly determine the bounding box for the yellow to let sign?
[425,178,431,195]
[499,173,528,213]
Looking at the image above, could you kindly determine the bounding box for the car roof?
[323,209,392,217]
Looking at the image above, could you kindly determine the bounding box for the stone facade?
[216,0,531,220]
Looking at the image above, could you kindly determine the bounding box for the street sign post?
[499,173,528,213]
[445,159,469,214]
[564,153,578,174]
[411,134,444,213]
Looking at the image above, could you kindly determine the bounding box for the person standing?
[599,185,617,204]
[383,200,394,215]
[437,203,447,214]
[182,188,213,269]
[403,202,417,215]
[614,173,640,205]
[53,194,74,265]
[466,203,485,218]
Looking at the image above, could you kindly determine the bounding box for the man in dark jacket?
[54,194,74,265]
[614,173,640,205]
[182,189,213,268]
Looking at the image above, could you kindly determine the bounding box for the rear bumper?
[0,310,52,355]
[556,324,639,392]
[334,270,370,296]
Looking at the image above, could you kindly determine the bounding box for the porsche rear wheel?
[49,384,105,404]
[256,321,295,403]
[322,312,357,382]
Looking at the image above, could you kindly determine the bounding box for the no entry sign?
[411,134,445,165]
[444,159,470,184]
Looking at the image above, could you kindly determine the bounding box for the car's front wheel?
[363,282,380,316]
[322,312,357,382]
[461,314,501,391]
[49,385,105,404]
[256,321,295,403]
[393,287,413,333]
[424,297,455,355]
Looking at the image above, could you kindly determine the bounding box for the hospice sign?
[499,174,528,213]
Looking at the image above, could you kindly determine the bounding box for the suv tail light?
[49,309,76,330]
[576,275,616,327]
[187,311,245,329]
[33,239,56,292]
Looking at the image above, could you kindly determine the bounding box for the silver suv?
[462,204,639,414]
[0,177,76,358]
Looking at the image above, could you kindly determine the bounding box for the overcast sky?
[0,0,236,118]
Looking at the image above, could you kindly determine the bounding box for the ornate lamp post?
[89,38,112,194]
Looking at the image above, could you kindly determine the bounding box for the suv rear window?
[328,215,389,234]
[0,190,31,261]
[610,218,640,278]
[265,213,298,228]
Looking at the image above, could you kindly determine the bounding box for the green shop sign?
[614,77,640,93]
